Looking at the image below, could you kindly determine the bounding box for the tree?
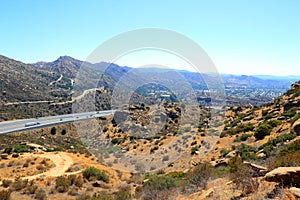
[50,127,57,135]
[61,128,67,135]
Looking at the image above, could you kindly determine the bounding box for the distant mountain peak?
[55,55,78,62]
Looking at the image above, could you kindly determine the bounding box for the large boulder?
[292,119,300,136]
[290,187,300,198]
[264,167,300,185]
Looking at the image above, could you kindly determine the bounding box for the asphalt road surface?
[0,110,115,135]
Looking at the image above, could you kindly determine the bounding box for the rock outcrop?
[292,119,300,136]
[264,167,300,185]
[243,161,268,176]
[289,187,300,198]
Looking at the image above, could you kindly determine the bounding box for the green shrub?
[262,110,269,116]
[55,176,70,193]
[263,113,275,120]
[237,144,256,160]
[259,133,295,151]
[268,152,300,170]
[220,149,231,157]
[228,156,243,173]
[26,181,38,194]
[266,119,282,127]
[229,159,259,195]
[69,175,84,187]
[35,188,47,200]
[265,140,300,169]
[61,128,67,135]
[185,162,213,192]
[114,186,133,200]
[225,123,254,136]
[0,190,11,200]
[146,176,176,188]
[10,179,28,191]
[1,180,12,188]
[281,139,300,153]
[11,144,30,153]
[254,120,283,141]
[282,110,296,118]
[144,173,155,180]
[254,123,272,140]
[234,134,252,142]
[142,174,178,199]
[50,127,57,135]
[191,146,199,155]
[290,113,300,125]
[76,194,92,200]
[12,153,19,158]
[111,138,125,145]
[82,166,109,183]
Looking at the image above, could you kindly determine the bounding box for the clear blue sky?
[1,0,299,75]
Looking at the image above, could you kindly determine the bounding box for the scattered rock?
[143,179,149,183]
[0,153,8,159]
[190,160,199,166]
[243,161,267,171]
[292,119,300,135]
[226,150,237,158]
[226,181,233,185]
[210,158,229,168]
[26,143,47,152]
[278,116,287,120]
[256,152,266,158]
[243,161,268,176]
[264,167,300,185]
[198,188,214,199]
[289,187,300,198]
[189,188,213,200]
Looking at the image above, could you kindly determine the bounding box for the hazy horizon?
[9,53,299,77]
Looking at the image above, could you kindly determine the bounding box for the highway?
[0,110,115,135]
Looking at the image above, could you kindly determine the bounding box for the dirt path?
[20,152,76,180]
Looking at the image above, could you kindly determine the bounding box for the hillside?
[0,55,56,103]
[0,81,300,199]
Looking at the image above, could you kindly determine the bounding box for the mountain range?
[0,54,296,105]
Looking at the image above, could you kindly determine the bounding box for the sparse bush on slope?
[254,123,272,140]
[82,166,109,183]
[0,190,11,200]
